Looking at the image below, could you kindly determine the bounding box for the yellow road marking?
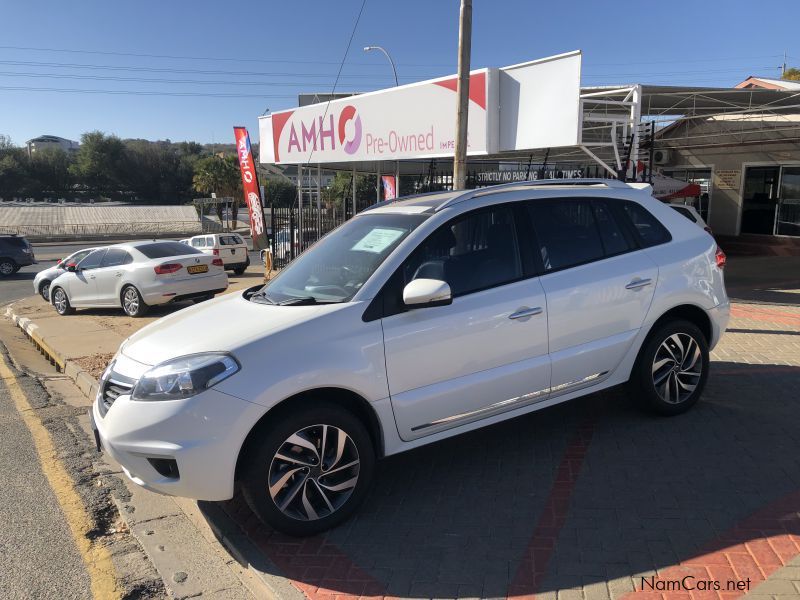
[0,353,120,600]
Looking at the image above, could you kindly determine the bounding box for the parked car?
[668,203,713,236]
[0,234,35,277]
[178,238,192,245]
[92,179,729,536]
[188,233,249,274]
[50,241,228,317]
[33,247,98,301]
[274,228,319,260]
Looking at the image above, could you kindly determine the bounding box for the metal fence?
[268,206,348,268]
[0,221,205,241]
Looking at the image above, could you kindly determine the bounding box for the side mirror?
[66,263,77,272]
[403,278,452,309]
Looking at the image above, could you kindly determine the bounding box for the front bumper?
[93,385,265,501]
[139,272,228,306]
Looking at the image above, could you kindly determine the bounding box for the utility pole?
[453,0,472,190]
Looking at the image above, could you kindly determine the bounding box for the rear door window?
[527,200,605,271]
[101,248,132,267]
[191,238,205,247]
[592,201,635,256]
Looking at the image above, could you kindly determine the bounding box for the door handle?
[625,278,652,290]
[115,272,123,277]
[89,275,96,280]
[509,307,543,320]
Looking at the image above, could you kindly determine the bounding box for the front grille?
[98,371,136,417]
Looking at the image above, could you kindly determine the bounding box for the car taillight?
[154,263,182,275]
[715,246,726,269]
[212,258,223,267]
[213,248,219,256]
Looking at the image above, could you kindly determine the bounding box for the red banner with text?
[233,126,269,251]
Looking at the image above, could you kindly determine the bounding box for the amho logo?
[338,105,362,155]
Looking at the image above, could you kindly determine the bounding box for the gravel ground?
[73,353,115,380]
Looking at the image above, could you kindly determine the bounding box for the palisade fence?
[268,205,352,268]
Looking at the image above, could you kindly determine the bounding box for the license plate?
[187,264,208,274]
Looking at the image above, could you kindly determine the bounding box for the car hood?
[120,291,350,367]
[35,265,62,282]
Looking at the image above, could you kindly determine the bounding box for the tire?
[0,258,15,277]
[121,285,149,317]
[240,402,375,537]
[233,265,246,275]
[51,287,75,316]
[629,319,709,416]
[192,294,214,304]
[40,280,52,301]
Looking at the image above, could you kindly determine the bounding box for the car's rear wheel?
[240,402,375,536]
[121,285,149,317]
[40,280,52,301]
[0,259,15,277]
[630,319,709,415]
[52,287,74,316]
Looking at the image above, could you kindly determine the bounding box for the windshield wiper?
[278,296,342,306]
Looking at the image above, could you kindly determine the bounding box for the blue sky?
[1,0,797,145]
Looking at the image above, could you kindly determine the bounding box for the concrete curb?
[4,302,287,600]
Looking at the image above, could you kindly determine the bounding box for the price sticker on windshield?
[351,228,404,253]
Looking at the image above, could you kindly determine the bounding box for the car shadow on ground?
[2,271,35,281]
[199,360,800,598]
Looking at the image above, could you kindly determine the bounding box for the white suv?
[189,233,250,274]
[92,180,729,536]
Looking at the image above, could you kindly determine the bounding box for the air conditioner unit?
[652,149,671,165]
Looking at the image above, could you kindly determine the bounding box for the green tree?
[69,131,126,197]
[782,67,800,81]
[117,140,196,204]
[26,148,73,197]
[322,171,376,209]
[263,177,297,208]
[192,155,242,221]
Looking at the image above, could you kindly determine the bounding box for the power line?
[0,43,454,68]
[0,85,302,98]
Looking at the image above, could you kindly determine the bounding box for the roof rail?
[435,178,631,212]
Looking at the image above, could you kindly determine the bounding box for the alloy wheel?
[53,289,67,314]
[0,261,13,276]
[268,424,360,521]
[651,333,702,404]
[123,288,139,315]
[41,282,51,301]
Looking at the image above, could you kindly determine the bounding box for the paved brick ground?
[217,294,800,600]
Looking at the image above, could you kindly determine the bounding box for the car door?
[94,248,132,305]
[69,248,107,305]
[381,204,551,441]
[526,198,659,394]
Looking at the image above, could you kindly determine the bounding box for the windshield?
[257,213,427,304]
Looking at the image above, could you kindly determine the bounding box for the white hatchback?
[50,241,228,317]
[93,180,729,535]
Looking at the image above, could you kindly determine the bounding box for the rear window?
[620,202,672,247]
[136,242,202,259]
[670,205,697,223]
[1,236,29,248]
[219,235,243,246]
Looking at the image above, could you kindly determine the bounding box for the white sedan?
[33,246,98,301]
[50,241,228,317]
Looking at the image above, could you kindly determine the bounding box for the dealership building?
[258,51,800,250]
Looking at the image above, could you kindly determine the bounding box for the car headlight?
[131,353,240,401]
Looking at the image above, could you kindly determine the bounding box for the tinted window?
[593,202,634,256]
[621,202,672,247]
[528,200,604,271]
[671,205,697,223]
[1,236,28,248]
[136,242,201,259]
[191,238,204,247]
[77,249,107,270]
[219,235,242,246]
[403,205,522,296]
[101,248,131,267]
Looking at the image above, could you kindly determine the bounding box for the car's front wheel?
[51,287,74,316]
[40,280,52,301]
[240,402,375,536]
[121,285,149,317]
[0,258,15,277]
[630,319,709,415]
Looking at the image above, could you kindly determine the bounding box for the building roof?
[25,135,78,145]
[734,76,800,91]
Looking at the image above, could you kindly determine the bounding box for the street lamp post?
[364,45,400,199]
